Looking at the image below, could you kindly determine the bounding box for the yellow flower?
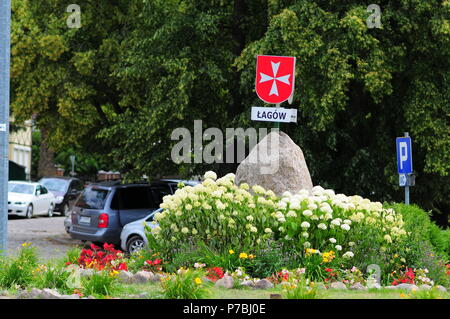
[239,253,248,259]
[21,242,31,247]
[109,270,119,277]
[229,250,235,255]
[400,293,407,298]
[194,277,202,285]
[249,254,255,259]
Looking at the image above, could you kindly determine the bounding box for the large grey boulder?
[118,271,134,284]
[254,279,274,290]
[132,271,156,284]
[40,288,62,299]
[215,275,234,289]
[235,131,313,196]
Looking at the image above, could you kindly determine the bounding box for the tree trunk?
[37,128,55,179]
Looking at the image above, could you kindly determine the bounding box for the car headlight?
[55,196,64,204]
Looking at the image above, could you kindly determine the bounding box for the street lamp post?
[0,0,11,255]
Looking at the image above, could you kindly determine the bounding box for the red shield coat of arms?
[255,55,296,104]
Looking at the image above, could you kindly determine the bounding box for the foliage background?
[10,0,450,225]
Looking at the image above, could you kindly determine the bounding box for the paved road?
[6,215,83,261]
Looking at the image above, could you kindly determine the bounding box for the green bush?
[160,269,211,299]
[81,272,117,297]
[0,244,38,289]
[149,172,409,270]
[33,263,71,292]
[283,277,321,299]
[388,203,449,257]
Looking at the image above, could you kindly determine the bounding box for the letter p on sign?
[396,137,412,174]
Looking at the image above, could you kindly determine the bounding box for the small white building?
[8,118,32,180]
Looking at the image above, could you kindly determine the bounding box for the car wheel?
[25,204,33,219]
[47,204,54,217]
[127,235,145,254]
[63,203,70,216]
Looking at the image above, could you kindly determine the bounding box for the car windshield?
[8,183,34,195]
[39,178,69,192]
[75,187,109,210]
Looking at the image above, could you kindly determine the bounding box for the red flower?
[325,268,333,272]
[118,263,128,271]
[103,243,115,251]
[90,243,101,251]
[206,267,224,282]
[153,259,162,265]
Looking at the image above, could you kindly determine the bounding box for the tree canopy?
[10,0,450,224]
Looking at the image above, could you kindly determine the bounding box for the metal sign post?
[0,0,11,255]
[396,132,414,205]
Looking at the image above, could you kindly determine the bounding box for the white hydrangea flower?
[343,251,354,259]
[287,211,297,218]
[384,234,392,243]
[204,171,217,180]
[246,215,254,222]
[264,228,273,234]
[335,245,342,251]
[341,224,351,231]
[329,238,337,243]
[301,221,310,229]
[181,227,189,234]
[318,223,327,230]
[302,210,313,217]
[331,219,341,226]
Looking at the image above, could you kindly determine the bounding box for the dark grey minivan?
[69,179,198,246]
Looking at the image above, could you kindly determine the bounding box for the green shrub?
[247,242,296,279]
[389,204,449,256]
[81,272,117,297]
[149,172,409,271]
[63,247,83,266]
[33,263,71,292]
[160,269,211,299]
[283,277,321,299]
[0,244,38,289]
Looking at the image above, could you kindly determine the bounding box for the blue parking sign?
[396,137,413,174]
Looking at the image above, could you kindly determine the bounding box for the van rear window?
[75,187,109,210]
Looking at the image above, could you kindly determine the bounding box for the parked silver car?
[120,209,161,254]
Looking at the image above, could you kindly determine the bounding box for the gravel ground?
[6,215,83,261]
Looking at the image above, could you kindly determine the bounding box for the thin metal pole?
[0,0,11,255]
[404,132,410,205]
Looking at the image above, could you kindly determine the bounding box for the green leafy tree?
[11,0,141,176]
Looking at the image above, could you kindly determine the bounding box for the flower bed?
[0,171,448,299]
[146,171,448,286]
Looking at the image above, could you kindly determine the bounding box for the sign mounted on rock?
[255,55,296,104]
[251,106,297,123]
